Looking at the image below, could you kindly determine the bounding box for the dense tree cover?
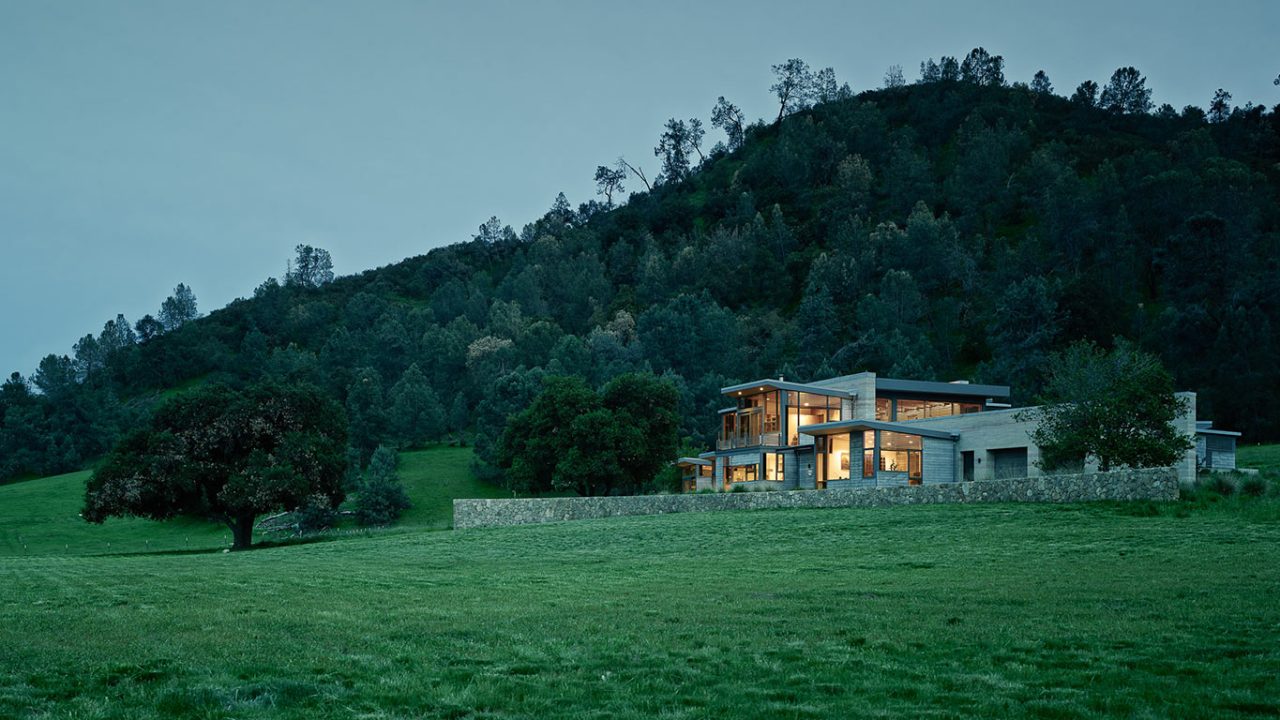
[83,382,348,549]
[1023,340,1192,471]
[495,373,680,496]
[4,53,1280,488]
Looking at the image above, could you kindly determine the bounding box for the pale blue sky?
[2,0,1277,376]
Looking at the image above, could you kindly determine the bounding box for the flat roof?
[1197,428,1242,437]
[676,457,713,466]
[798,419,959,441]
[720,379,853,398]
[875,377,1011,399]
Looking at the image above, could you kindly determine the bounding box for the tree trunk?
[229,515,255,550]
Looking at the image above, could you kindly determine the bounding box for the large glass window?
[720,413,736,448]
[875,398,892,420]
[730,390,782,446]
[788,392,843,445]
[862,430,875,478]
[824,433,851,482]
[890,398,983,421]
[880,432,923,483]
[727,463,758,483]
[762,391,780,435]
[764,452,785,482]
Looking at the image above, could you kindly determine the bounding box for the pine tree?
[388,364,444,446]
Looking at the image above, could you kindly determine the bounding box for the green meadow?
[0,449,1278,718]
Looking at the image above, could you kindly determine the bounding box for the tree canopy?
[1023,340,1192,472]
[496,373,679,496]
[83,382,348,549]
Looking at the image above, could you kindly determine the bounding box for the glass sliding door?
[821,433,850,487]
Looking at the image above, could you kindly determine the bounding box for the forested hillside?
[4,53,1279,482]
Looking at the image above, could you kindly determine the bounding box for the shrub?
[1204,473,1236,497]
[1239,475,1267,498]
[295,494,338,533]
[355,446,411,526]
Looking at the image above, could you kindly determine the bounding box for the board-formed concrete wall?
[453,467,1179,530]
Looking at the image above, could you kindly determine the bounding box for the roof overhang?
[875,377,1011,400]
[720,379,853,399]
[1197,428,1242,437]
[677,457,713,467]
[799,419,959,441]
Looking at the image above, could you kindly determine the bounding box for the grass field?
[1238,443,1280,473]
[1,451,1278,717]
[0,445,490,556]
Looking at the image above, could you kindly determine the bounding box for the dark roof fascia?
[720,379,853,398]
[677,457,713,466]
[1197,428,1242,437]
[875,377,1011,399]
[799,419,959,441]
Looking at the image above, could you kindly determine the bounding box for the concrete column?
[850,372,876,420]
[1175,391,1198,486]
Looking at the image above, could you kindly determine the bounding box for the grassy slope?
[0,470,227,556]
[396,445,511,530]
[1238,444,1280,473]
[0,446,493,556]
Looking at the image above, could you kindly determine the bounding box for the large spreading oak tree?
[83,382,348,550]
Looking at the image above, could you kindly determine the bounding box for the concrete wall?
[922,436,956,484]
[907,394,1199,485]
[1175,392,1198,484]
[454,468,1179,529]
[906,408,1042,481]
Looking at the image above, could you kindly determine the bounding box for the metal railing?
[716,431,783,450]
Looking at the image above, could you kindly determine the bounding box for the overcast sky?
[2,0,1277,377]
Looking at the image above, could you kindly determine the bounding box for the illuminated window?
[727,463,758,483]
[890,398,982,421]
[880,431,923,484]
[875,398,892,420]
[788,392,844,445]
[764,452,785,481]
[824,433,850,482]
[862,430,875,477]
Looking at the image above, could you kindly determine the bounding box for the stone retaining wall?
[452,468,1179,530]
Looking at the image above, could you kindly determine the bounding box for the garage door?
[991,447,1028,480]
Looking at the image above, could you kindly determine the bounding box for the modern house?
[693,371,1218,492]
[1195,421,1240,472]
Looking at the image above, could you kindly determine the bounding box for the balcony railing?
[716,431,783,450]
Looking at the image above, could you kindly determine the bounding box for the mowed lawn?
[1,489,1278,718]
